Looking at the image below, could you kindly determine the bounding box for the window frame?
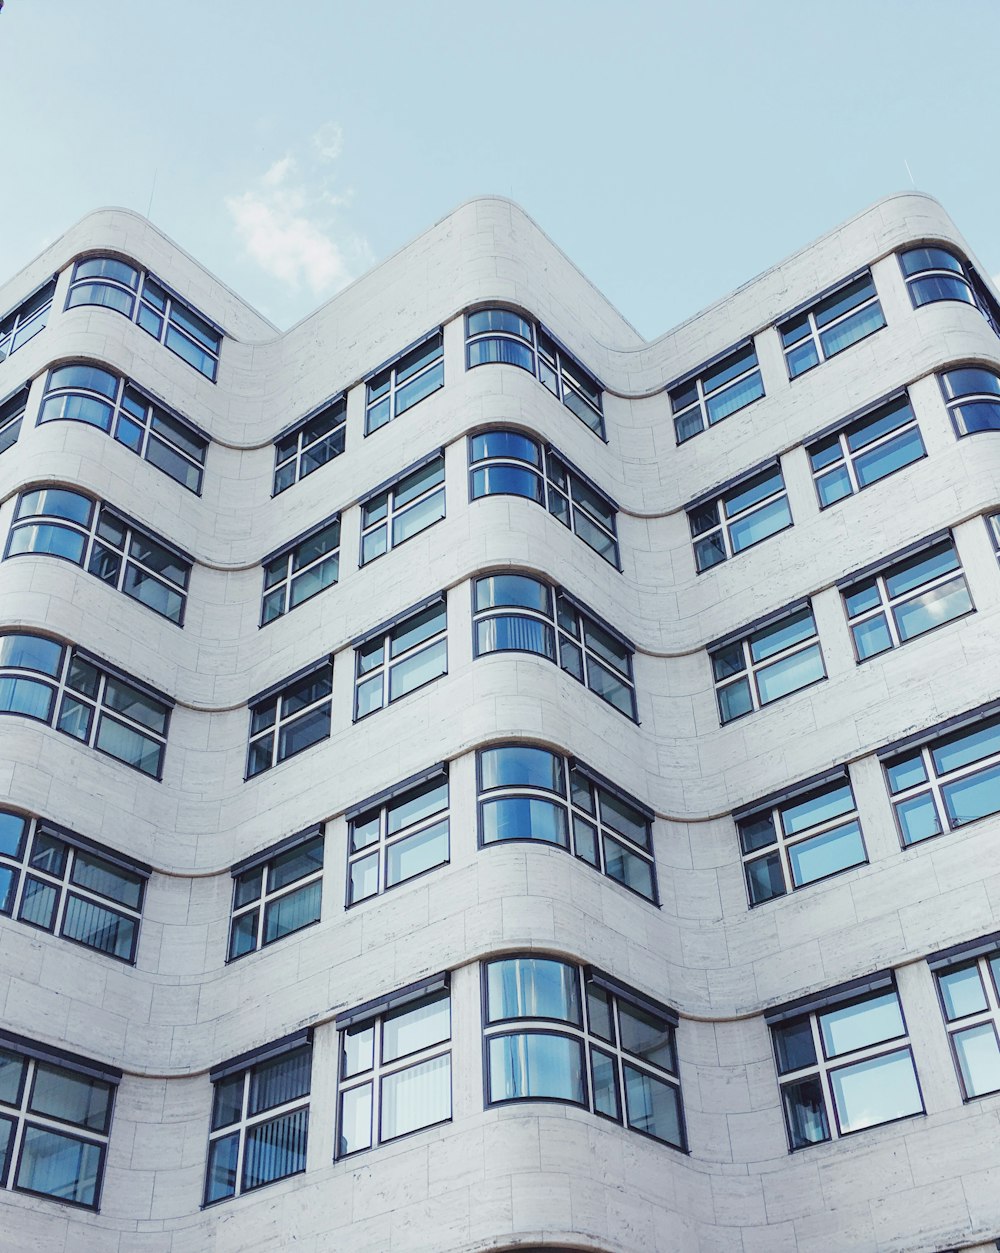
[467,428,621,568]
[687,462,792,573]
[272,397,347,496]
[245,658,333,779]
[0,386,29,459]
[65,256,222,381]
[359,451,446,566]
[259,513,341,627]
[0,278,56,363]
[365,330,444,435]
[6,485,192,626]
[930,938,1000,1102]
[806,392,926,509]
[227,827,325,961]
[475,744,657,903]
[710,604,826,725]
[38,362,208,494]
[465,307,605,438]
[777,271,886,379]
[668,340,765,444]
[471,572,638,721]
[939,365,1000,439]
[898,246,977,311]
[353,597,448,721]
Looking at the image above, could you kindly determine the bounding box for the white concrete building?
[0,193,999,1252]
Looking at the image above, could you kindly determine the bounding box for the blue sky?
[2,0,998,338]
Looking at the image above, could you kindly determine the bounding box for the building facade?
[0,193,999,1251]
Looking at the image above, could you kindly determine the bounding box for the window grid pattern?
[337,989,452,1157]
[273,399,346,495]
[0,633,170,777]
[0,1044,115,1209]
[204,1043,311,1204]
[899,247,976,310]
[476,745,656,902]
[884,712,1000,847]
[669,342,764,443]
[360,455,445,565]
[934,950,1000,1100]
[689,464,791,573]
[483,956,686,1151]
[771,985,922,1149]
[228,835,324,960]
[366,333,444,434]
[66,257,221,380]
[473,573,637,720]
[842,537,973,662]
[465,308,605,437]
[0,389,28,458]
[246,662,333,779]
[261,518,340,626]
[807,394,925,508]
[940,366,1000,438]
[711,606,825,724]
[0,280,56,363]
[468,429,620,567]
[354,602,448,720]
[348,775,449,905]
[38,364,207,493]
[7,487,191,625]
[737,776,866,907]
[0,810,145,962]
[778,273,886,378]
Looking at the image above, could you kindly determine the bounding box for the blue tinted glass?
[471,465,543,502]
[0,811,27,857]
[786,340,819,376]
[476,617,554,658]
[475,574,549,613]
[852,616,893,660]
[704,343,757,392]
[885,753,926,792]
[706,371,763,423]
[942,762,1000,828]
[723,467,783,517]
[788,821,865,886]
[623,1064,683,1146]
[846,398,914,451]
[782,1076,829,1147]
[728,497,791,553]
[488,1033,585,1103]
[884,543,959,598]
[938,964,987,1021]
[819,992,903,1057]
[814,274,877,326]
[481,797,567,846]
[910,275,974,307]
[756,645,823,704]
[954,1023,1000,1097]
[487,957,580,1024]
[932,719,1000,775]
[718,677,753,723]
[694,533,727,572]
[830,1048,921,1133]
[8,525,86,564]
[844,581,881,617]
[900,247,964,277]
[854,426,924,487]
[468,338,534,371]
[816,466,852,506]
[896,793,941,844]
[819,303,885,358]
[941,367,1000,401]
[470,430,540,465]
[781,783,853,835]
[749,610,815,663]
[480,745,562,792]
[894,579,971,641]
[746,852,784,904]
[0,634,62,675]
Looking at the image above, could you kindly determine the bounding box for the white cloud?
[225,124,368,302]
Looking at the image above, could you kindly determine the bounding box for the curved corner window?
[469,429,619,566]
[0,633,170,777]
[466,309,605,437]
[66,257,222,380]
[6,487,191,625]
[940,366,1000,437]
[483,956,686,1150]
[38,364,207,493]
[477,744,656,901]
[899,247,976,310]
[473,573,636,719]
[0,279,55,364]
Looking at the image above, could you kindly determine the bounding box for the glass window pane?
[488,1032,585,1103]
[755,644,824,705]
[228,910,258,959]
[480,746,564,793]
[388,639,447,702]
[338,1083,372,1155]
[263,880,321,944]
[830,1047,922,1133]
[749,610,815,663]
[70,852,143,910]
[277,705,330,762]
[481,797,568,846]
[726,496,791,551]
[591,1046,621,1119]
[954,1023,1000,1097]
[17,1126,102,1206]
[18,877,58,929]
[718,677,753,723]
[816,466,853,506]
[788,821,865,886]
[623,1064,684,1148]
[782,1076,829,1148]
[746,852,785,905]
[62,895,135,960]
[853,616,893,660]
[942,762,1000,828]
[618,1003,675,1072]
[267,837,323,892]
[349,853,379,904]
[385,819,449,887]
[854,426,924,487]
[819,992,904,1058]
[248,1045,311,1115]
[476,615,555,658]
[30,1064,111,1132]
[242,1108,308,1190]
[392,490,445,545]
[387,779,448,834]
[474,574,550,613]
[933,718,1000,774]
[896,792,942,844]
[380,1054,451,1141]
[342,1025,374,1079]
[0,1049,26,1106]
[773,1018,816,1073]
[781,783,854,835]
[487,957,580,1025]
[604,836,655,900]
[938,965,988,1021]
[383,991,451,1063]
[204,1132,239,1202]
[95,716,162,776]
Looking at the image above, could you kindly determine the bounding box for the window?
[38,363,207,493]
[778,272,885,378]
[272,398,346,495]
[205,1034,311,1203]
[260,515,340,626]
[360,453,445,564]
[0,1031,119,1209]
[669,342,764,443]
[931,939,1000,1100]
[768,977,922,1149]
[246,659,333,778]
[473,573,637,720]
[0,810,147,961]
[366,332,444,434]
[0,387,28,458]
[807,394,925,508]
[354,599,447,719]
[228,828,324,960]
[688,464,791,572]
[882,709,1000,846]
[736,773,866,906]
[0,633,171,777]
[477,745,656,902]
[336,976,452,1156]
[483,957,686,1150]
[0,279,55,363]
[841,536,973,661]
[66,257,222,380]
[468,429,620,567]
[466,308,605,437]
[988,511,1000,557]
[710,605,825,724]
[939,365,1000,437]
[6,487,191,625]
[347,768,449,905]
[899,247,976,309]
